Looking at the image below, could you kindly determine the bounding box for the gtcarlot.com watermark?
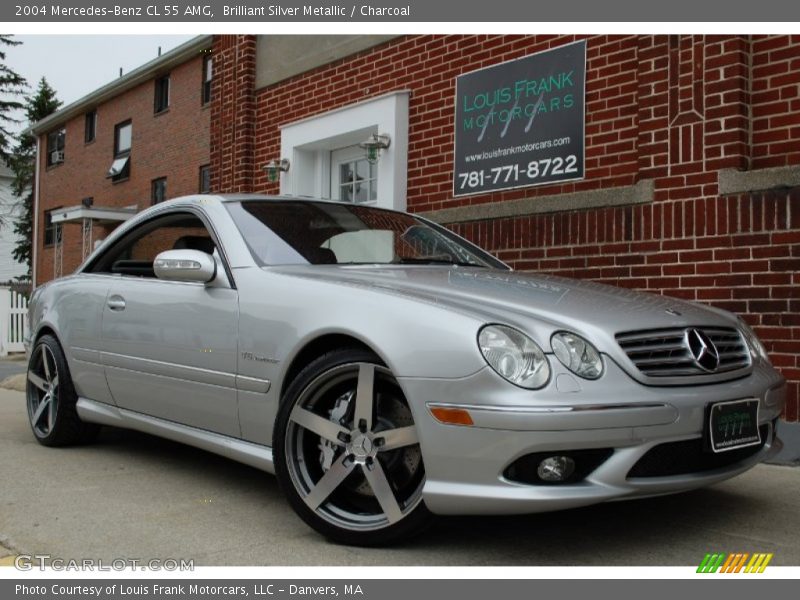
[14,555,194,571]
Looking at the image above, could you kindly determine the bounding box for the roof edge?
[24,35,212,137]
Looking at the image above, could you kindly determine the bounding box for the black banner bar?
[4,0,800,22]
[5,579,800,600]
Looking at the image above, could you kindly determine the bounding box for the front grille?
[627,425,769,478]
[616,326,750,377]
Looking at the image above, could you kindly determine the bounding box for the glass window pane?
[355,159,369,182]
[340,184,352,203]
[117,123,132,154]
[200,166,210,193]
[340,163,354,184]
[108,156,129,177]
[354,181,369,203]
[369,180,377,201]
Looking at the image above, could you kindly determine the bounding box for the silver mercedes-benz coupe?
[26,194,786,545]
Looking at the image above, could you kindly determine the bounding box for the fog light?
[537,456,576,482]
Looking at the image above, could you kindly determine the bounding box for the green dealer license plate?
[708,399,761,453]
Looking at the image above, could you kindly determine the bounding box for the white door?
[330,145,378,205]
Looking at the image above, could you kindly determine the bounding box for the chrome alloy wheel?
[26,344,60,437]
[284,362,425,532]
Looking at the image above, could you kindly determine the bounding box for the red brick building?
[29,36,212,284]
[30,34,800,434]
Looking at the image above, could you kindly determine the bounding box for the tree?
[0,35,26,164]
[10,77,61,279]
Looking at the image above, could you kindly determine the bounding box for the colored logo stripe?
[746,553,773,573]
[697,553,726,573]
[725,553,748,573]
[697,552,773,573]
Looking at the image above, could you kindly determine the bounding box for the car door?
[94,210,240,437]
[46,274,115,406]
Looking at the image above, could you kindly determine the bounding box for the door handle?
[107,295,126,311]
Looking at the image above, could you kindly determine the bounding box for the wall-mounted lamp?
[264,158,290,182]
[358,133,391,165]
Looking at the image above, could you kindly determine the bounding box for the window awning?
[106,156,130,178]
[50,205,137,225]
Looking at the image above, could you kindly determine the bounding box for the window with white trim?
[331,145,378,204]
[279,91,409,211]
[47,128,65,166]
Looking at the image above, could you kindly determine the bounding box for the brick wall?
[36,53,211,282]
[209,35,256,194]
[752,35,800,168]
[130,225,210,261]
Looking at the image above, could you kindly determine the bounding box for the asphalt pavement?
[1,387,799,566]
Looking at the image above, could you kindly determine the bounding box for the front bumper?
[398,359,786,516]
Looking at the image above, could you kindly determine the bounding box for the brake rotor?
[318,391,421,497]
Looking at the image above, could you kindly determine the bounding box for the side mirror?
[153,249,217,284]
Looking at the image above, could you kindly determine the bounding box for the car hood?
[270,265,737,345]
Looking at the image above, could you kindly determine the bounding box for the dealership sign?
[453,40,586,196]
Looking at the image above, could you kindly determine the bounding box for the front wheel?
[274,349,433,545]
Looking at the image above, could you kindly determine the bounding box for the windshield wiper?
[394,256,486,268]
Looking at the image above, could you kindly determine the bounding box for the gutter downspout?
[31,136,41,289]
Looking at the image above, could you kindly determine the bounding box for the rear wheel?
[26,334,99,447]
[274,348,433,545]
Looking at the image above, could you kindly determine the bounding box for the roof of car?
[213,194,322,202]
[161,194,409,215]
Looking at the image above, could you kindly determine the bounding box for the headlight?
[738,319,771,365]
[550,332,603,379]
[478,325,550,389]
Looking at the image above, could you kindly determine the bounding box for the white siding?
[0,166,27,282]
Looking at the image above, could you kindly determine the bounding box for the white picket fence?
[0,286,29,356]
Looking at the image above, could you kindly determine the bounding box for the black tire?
[26,334,100,447]
[274,348,434,546]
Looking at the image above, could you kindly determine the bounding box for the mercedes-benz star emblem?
[685,328,720,372]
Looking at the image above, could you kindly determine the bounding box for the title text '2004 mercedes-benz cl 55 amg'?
[25,195,785,545]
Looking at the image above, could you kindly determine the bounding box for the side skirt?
[75,397,275,474]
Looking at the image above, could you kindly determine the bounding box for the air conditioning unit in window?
[51,150,64,164]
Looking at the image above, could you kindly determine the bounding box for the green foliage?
[0,35,26,164]
[10,77,62,278]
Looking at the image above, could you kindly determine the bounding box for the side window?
[43,208,63,246]
[154,74,170,114]
[86,212,216,278]
[201,54,212,105]
[47,128,66,166]
[108,120,132,182]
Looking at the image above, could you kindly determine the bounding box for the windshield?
[226,200,508,269]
